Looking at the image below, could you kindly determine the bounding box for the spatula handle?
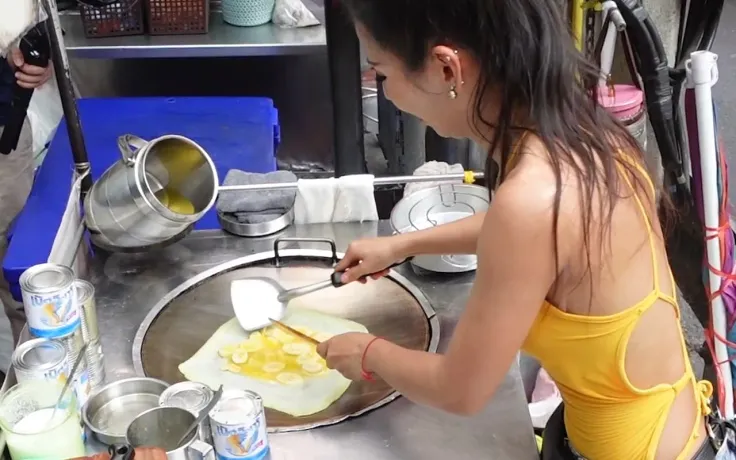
[330,260,408,287]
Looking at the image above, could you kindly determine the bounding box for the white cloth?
[403,161,465,197]
[0,0,45,56]
[528,368,562,429]
[294,178,337,224]
[333,174,378,223]
[28,73,62,156]
[272,0,320,28]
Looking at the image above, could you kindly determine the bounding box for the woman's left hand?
[317,332,377,381]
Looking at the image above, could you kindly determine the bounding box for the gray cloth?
[0,120,35,346]
[217,169,297,214]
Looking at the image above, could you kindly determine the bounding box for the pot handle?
[273,237,339,266]
[117,134,148,166]
[187,440,215,460]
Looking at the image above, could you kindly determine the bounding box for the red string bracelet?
[361,336,383,382]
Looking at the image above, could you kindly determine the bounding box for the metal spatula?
[231,262,405,332]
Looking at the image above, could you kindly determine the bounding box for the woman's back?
[513,136,710,460]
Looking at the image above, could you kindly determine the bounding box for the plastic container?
[145,0,210,35]
[597,84,647,151]
[0,380,85,459]
[222,0,275,27]
[79,0,145,38]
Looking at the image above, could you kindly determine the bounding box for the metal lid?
[12,338,67,372]
[390,184,490,233]
[74,279,95,304]
[159,381,214,413]
[19,264,74,293]
[210,389,261,424]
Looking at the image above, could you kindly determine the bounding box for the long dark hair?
[344,0,648,282]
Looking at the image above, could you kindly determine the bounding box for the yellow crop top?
[514,149,713,459]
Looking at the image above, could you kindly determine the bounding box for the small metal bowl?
[82,377,170,444]
[217,208,294,237]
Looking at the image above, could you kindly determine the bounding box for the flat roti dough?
[179,307,367,417]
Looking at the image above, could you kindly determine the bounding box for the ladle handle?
[330,259,410,287]
[108,444,135,460]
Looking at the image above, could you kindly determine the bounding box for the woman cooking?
[315,1,716,459]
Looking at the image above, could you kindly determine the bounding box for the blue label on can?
[26,288,80,338]
[212,415,269,460]
[216,447,269,460]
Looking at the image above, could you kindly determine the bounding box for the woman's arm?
[334,211,487,283]
[394,210,487,256]
[363,176,558,413]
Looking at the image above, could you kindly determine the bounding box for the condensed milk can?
[209,389,269,460]
[160,381,215,444]
[20,264,80,338]
[73,279,105,387]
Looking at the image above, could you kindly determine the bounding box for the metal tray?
[217,209,294,238]
[132,238,439,432]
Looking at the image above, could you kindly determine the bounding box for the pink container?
[597,84,647,149]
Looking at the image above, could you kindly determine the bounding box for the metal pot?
[84,134,219,252]
[127,407,214,460]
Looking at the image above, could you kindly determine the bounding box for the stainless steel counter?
[60,11,326,59]
[8,222,539,459]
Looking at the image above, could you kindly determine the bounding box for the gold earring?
[448,84,457,99]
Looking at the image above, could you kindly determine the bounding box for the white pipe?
[688,50,733,418]
[599,2,626,88]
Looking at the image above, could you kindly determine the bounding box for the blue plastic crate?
[4,96,280,301]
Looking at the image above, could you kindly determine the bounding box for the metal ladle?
[174,385,222,449]
[232,262,406,332]
[47,342,89,427]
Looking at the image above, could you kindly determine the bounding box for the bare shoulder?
[490,136,585,265]
[495,137,580,221]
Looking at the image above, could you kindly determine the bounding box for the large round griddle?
[133,238,439,432]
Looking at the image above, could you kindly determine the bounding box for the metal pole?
[40,0,92,194]
[324,0,366,176]
[218,171,484,192]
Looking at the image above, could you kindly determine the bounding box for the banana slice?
[283,343,312,356]
[226,363,242,373]
[300,360,325,374]
[265,337,281,348]
[231,350,249,364]
[276,372,304,385]
[265,327,294,343]
[218,345,238,358]
[296,352,319,364]
[262,362,286,373]
[239,339,263,353]
[313,333,333,342]
[249,332,263,341]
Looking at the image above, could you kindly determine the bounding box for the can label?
[15,356,70,387]
[24,287,80,338]
[74,368,92,410]
[211,414,269,460]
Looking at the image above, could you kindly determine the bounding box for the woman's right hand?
[335,236,407,285]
